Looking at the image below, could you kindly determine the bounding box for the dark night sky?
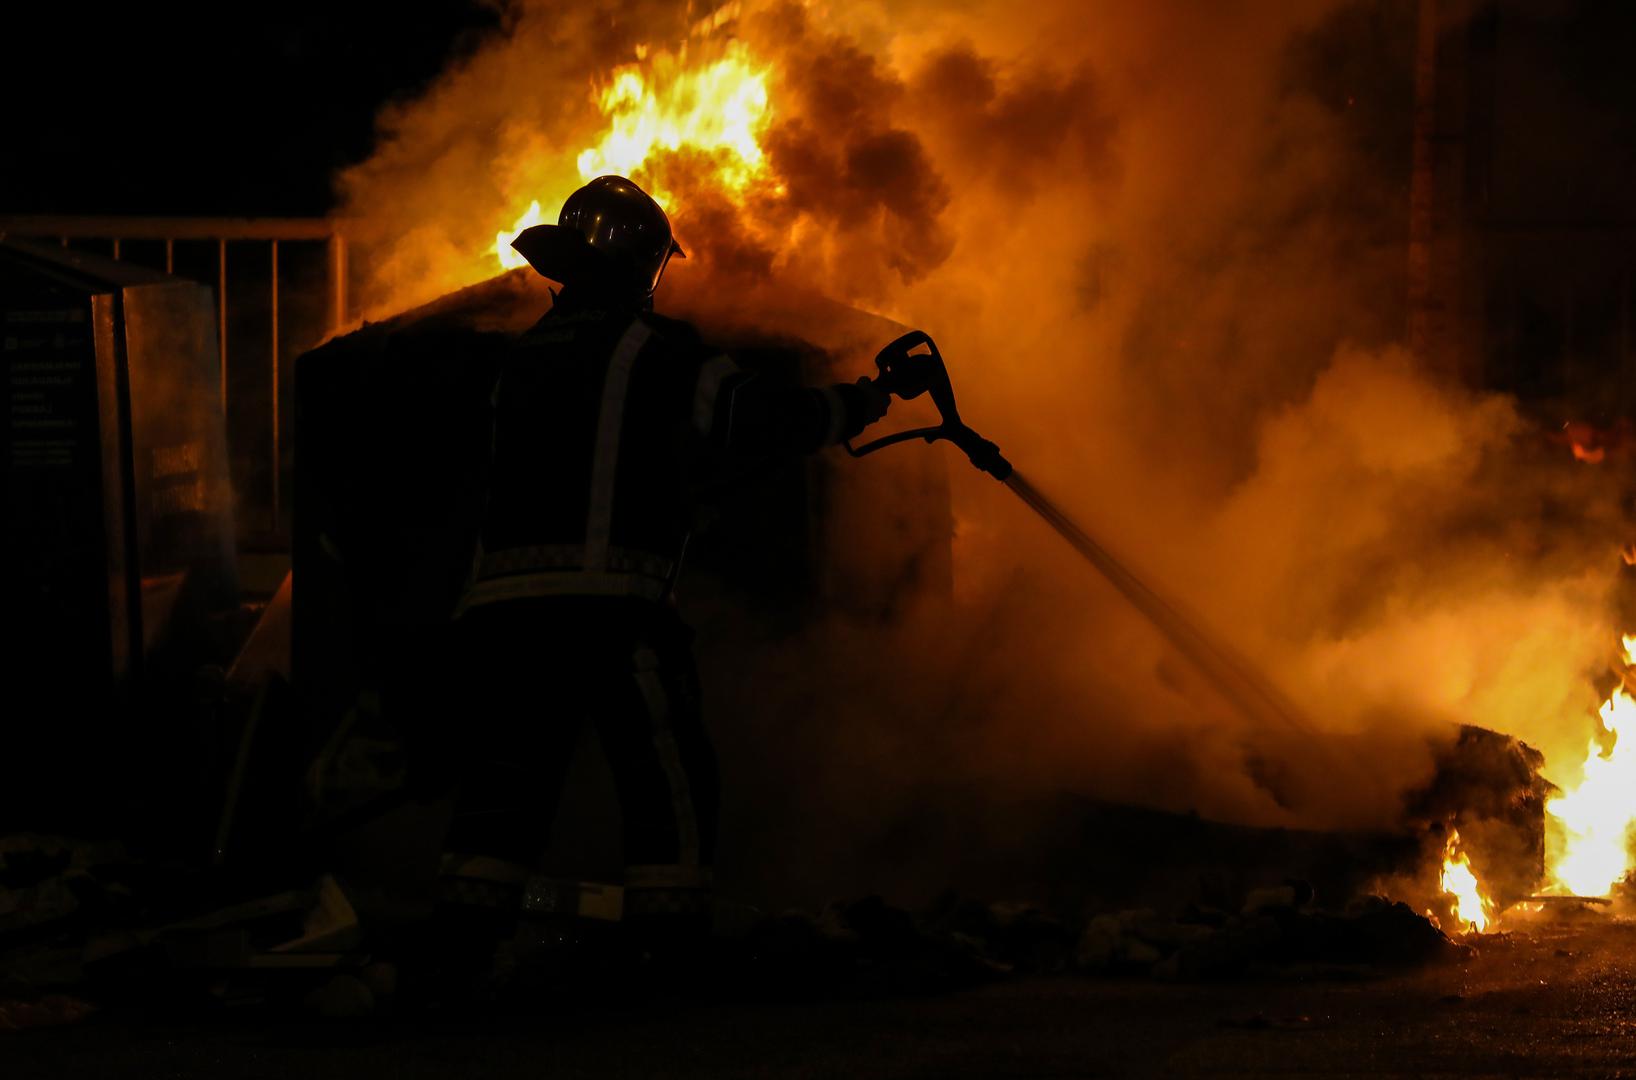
[7,1,1634,225]
[1,2,496,216]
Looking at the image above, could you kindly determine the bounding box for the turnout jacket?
[459,299,885,612]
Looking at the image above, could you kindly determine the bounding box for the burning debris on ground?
[6,0,1636,1076]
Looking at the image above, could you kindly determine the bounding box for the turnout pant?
[430,596,719,948]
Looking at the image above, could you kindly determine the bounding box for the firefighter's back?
[464,303,709,614]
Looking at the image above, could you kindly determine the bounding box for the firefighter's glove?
[855,376,891,425]
[875,353,941,402]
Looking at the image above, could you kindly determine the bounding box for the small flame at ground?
[1440,830,1492,933]
[492,35,774,269]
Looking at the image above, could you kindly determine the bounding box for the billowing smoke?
[336,1,1628,900]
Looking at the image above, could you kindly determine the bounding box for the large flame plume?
[493,35,774,271]
[575,41,772,197]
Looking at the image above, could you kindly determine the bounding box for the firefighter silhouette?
[430,176,911,973]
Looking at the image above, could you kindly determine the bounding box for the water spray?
[848,331,1313,738]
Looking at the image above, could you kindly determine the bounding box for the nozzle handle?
[848,330,1012,481]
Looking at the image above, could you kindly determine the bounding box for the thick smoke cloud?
[337,0,1629,902]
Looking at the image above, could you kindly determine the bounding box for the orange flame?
[492,36,774,269]
[1440,829,1492,933]
[1543,634,1636,897]
[577,41,772,198]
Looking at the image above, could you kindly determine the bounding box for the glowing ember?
[1545,676,1636,897]
[1571,441,1607,463]
[492,37,773,270]
[1440,830,1492,933]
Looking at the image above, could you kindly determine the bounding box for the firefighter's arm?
[692,354,889,455]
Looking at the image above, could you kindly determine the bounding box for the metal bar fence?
[1,214,351,542]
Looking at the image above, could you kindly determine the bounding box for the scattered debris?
[269,875,361,955]
[302,973,375,1019]
[0,820,1482,1023]
[1078,893,1469,981]
[522,877,624,923]
[0,834,132,946]
[726,888,1468,997]
[0,994,95,1033]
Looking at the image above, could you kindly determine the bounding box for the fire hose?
[848,331,1314,738]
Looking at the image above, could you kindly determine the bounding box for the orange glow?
[1440,830,1492,933]
[1571,442,1606,464]
[492,36,773,269]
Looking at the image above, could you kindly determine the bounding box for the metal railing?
[0,215,349,533]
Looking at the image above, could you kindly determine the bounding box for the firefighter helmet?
[553,175,685,300]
